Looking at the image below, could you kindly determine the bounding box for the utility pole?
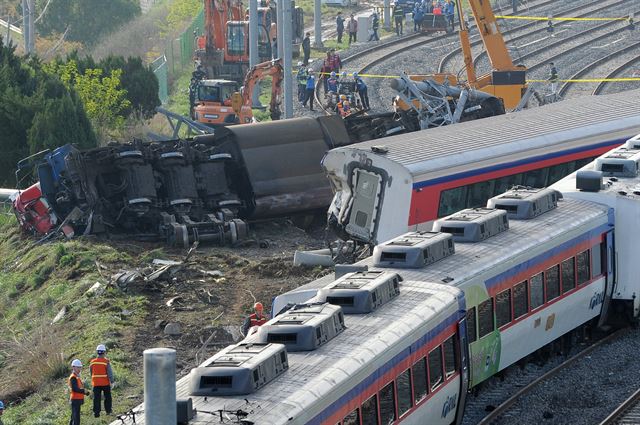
[283,0,293,118]
[5,15,11,46]
[313,0,322,48]
[27,0,34,53]
[384,0,391,31]
[21,0,29,53]
[276,0,284,60]
[249,0,261,107]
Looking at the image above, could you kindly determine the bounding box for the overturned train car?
[12,115,353,246]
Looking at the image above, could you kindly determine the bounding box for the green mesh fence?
[152,55,169,104]
[179,9,205,69]
[152,8,204,104]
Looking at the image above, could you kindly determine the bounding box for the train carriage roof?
[281,197,610,304]
[324,90,640,177]
[115,197,610,425]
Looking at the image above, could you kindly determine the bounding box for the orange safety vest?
[68,373,85,401]
[249,313,267,328]
[197,36,206,50]
[90,357,111,387]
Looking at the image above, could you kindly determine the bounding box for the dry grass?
[0,320,68,403]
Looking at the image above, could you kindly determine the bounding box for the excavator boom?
[467,0,515,70]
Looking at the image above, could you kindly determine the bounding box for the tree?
[0,37,96,186]
[70,53,160,119]
[45,59,131,142]
[35,0,140,46]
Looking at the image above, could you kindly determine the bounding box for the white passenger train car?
[115,184,618,425]
[552,134,640,321]
[322,90,640,245]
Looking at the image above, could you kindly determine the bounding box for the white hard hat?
[96,344,107,352]
[71,359,83,368]
[297,61,303,66]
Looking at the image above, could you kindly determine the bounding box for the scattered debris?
[51,306,67,325]
[165,296,183,307]
[293,248,334,267]
[85,281,104,297]
[164,322,182,336]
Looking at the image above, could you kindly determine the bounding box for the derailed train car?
[11,116,354,246]
[115,135,640,424]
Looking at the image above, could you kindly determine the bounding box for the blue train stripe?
[308,310,462,425]
[412,139,624,190]
[485,220,612,290]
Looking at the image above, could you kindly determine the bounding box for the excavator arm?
[239,59,283,121]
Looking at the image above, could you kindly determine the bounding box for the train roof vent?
[576,170,603,192]
[372,231,454,268]
[254,302,345,351]
[316,271,402,314]
[189,343,288,396]
[487,187,561,220]
[433,207,508,242]
[625,134,640,150]
[595,148,640,177]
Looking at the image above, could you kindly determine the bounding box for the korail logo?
[589,290,605,310]
[442,394,457,418]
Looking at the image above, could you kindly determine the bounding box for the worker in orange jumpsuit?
[68,359,91,425]
[242,302,268,336]
[90,344,114,418]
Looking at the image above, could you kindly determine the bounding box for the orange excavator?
[195,0,303,82]
[191,59,283,127]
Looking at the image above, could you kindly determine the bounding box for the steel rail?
[592,54,640,95]
[599,387,640,425]
[477,329,626,425]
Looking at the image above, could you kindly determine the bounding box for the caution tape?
[301,71,640,82]
[495,15,631,21]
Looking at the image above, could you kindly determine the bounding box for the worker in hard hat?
[90,344,114,417]
[242,302,268,336]
[68,359,90,425]
[0,400,5,425]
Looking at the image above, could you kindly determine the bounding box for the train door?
[454,317,470,425]
[346,169,383,242]
[598,230,615,327]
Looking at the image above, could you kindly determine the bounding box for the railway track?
[599,387,640,425]
[312,0,561,114]
[474,329,625,425]
[438,0,624,75]
[592,55,640,95]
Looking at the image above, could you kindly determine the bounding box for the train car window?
[523,168,549,188]
[361,394,378,425]
[513,281,528,319]
[428,346,443,391]
[561,258,576,293]
[467,180,495,208]
[546,163,570,186]
[397,368,413,417]
[496,289,512,328]
[530,272,544,309]
[478,299,494,338]
[438,186,468,217]
[443,336,457,377]
[577,250,591,285]
[493,174,523,195]
[546,265,560,301]
[591,243,603,277]
[466,307,477,343]
[412,358,428,403]
[343,408,360,425]
[379,382,396,424]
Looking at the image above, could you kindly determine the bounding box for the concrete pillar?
[283,0,293,118]
[144,348,176,425]
[314,0,323,48]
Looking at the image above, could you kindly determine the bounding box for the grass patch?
[0,217,148,424]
